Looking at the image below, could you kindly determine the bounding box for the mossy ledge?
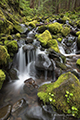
[37,72,80,118]
[0,69,6,89]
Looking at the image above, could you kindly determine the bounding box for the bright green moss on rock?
[6,40,18,57]
[76,20,80,28]
[37,25,47,33]
[61,27,70,37]
[37,72,80,118]
[0,45,10,66]
[16,33,21,38]
[62,16,70,23]
[76,31,80,36]
[0,69,6,89]
[26,20,38,28]
[36,30,52,46]
[76,58,80,66]
[57,38,62,42]
[48,22,62,34]
[47,39,60,53]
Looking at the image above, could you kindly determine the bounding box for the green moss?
[16,33,21,38]
[38,72,80,118]
[76,59,80,66]
[57,38,62,42]
[28,20,38,28]
[76,20,80,28]
[56,61,67,70]
[0,69,6,89]
[0,45,10,66]
[48,22,62,34]
[61,27,70,37]
[76,31,80,36]
[6,40,18,57]
[47,39,60,53]
[37,25,47,33]
[7,35,13,40]
[36,30,52,46]
[62,16,70,23]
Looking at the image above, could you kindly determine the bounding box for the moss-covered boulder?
[6,40,18,57]
[48,22,62,34]
[0,69,6,89]
[76,20,80,28]
[16,33,21,38]
[36,30,52,46]
[0,45,10,66]
[26,20,38,28]
[37,25,47,33]
[47,39,60,53]
[61,27,70,37]
[37,72,80,118]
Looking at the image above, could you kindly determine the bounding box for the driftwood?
[36,22,49,27]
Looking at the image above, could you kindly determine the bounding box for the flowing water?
[0,29,80,120]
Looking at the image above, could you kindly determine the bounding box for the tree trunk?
[30,0,35,8]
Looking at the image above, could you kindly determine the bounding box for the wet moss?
[61,27,70,37]
[16,33,21,38]
[37,72,80,118]
[6,40,18,57]
[76,58,80,66]
[76,31,80,36]
[48,22,62,34]
[57,38,62,42]
[0,45,10,66]
[0,69,6,89]
[36,30,52,46]
[47,39,60,53]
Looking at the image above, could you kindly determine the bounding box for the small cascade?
[45,70,48,80]
[17,46,26,74]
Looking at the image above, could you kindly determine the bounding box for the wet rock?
[23,78,38,95]
[25,37,33,44]
[35,53,54,71]
[9,68,18,80]
[42,105,55,114]
[56,61,67,70]
[12,98,26,113]
[0,104,12,120]
[13,24,29,34]
[22,44,35,52]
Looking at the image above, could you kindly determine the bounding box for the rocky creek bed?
[0,12,80,120]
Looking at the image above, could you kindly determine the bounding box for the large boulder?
[0,45,10,66]
[37,72,80,118]
[48,22,62,34]
[6,40,18,57]
[0,69,6,89]
[36,30,52,46]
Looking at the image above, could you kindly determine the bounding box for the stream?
[0,23,80,120]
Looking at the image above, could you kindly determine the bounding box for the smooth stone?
[0,104,12,120]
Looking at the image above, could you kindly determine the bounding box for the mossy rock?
[61,27,70,37]
[56,61,67,70]
[26,20,38,28]
[36,30,52,46]
[48,22,62,34]
[47,39,60,53]
[62,16,70,23]
[0,69,6,89]
[57,38,62,42]
[37,25,47,33]
[37,72,80,118]
[16,33,21,38]
[76,20,80,28]
[76,58,80,66]
[0,45,10,66]
[6,40,18,57]
[77,35,80,49]
[76,31,80,36]
[7,35,13,40]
